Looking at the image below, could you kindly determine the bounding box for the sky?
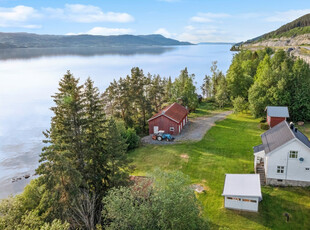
[0,0,309,43]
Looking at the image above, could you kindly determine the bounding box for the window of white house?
[277,166,285,174]
[305,167,310,171]
[169,127,174,131]
[289,151,298,158]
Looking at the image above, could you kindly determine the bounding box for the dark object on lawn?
[260,118,266,123]
[152,132,175,141]
[284,212,290,222]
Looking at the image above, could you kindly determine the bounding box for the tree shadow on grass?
[236,191,310,230]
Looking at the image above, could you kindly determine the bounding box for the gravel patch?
[141,111,232,145]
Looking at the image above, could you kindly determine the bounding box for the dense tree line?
[202,49,310,121]
[103,67,198,134]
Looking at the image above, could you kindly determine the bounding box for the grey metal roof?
[292,126,310,149]
[222,174,262,199]
[259,121,310,154]
[253,144,264,153]
[266,106,289,118]
[261,121,294,154]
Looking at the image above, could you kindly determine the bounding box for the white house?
[254,121,310,186]
[222,174,262,212]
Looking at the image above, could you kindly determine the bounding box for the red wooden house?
[148,102,188,135]
[266,106,290,128]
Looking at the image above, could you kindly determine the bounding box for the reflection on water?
[0,44,234,198]
[0,46,175,60]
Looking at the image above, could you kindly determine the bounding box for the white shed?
[222,174,262,212]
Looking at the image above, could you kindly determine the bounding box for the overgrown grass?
[188,101,231,119]
[130,113,310,230]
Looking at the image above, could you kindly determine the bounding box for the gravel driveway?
[141,110,232,145]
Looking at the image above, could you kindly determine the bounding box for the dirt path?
[141,110,233,145]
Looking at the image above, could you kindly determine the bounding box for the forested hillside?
[232,14,310,64]
[0,33,191,49]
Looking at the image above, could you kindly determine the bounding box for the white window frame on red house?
[170,127,174,132]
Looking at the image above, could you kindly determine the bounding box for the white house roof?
[266,106,289,118]
[222,174,262,199]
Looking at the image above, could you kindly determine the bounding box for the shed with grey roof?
[266,106,290,128]
[222,174,262,212]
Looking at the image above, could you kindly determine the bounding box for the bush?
[125,128,140,151]
[102,170,208,230]
[260,123,269,130]
[232,96,248,113]
[116,121,140,151]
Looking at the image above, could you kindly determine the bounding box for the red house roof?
[148,102,188,123]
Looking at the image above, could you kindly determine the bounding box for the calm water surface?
[0,44,234,198]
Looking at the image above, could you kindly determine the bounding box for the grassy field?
[130,113,310,230]
[188,101,232,119]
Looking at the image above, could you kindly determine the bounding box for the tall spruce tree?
[36,71,84,221]
[37,72,131,227]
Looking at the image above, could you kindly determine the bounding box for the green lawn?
[130,113,310,230]
[188,101,232,119]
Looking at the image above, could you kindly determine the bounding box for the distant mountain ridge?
[0,32,192,49]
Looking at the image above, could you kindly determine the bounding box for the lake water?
[0,44,234,198]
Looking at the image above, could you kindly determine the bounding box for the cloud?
[190,13,230,23]
[265,9,310,22]
[177,25,228,43]
[0,5,41,28]
[154,28,173,38]
[44,4,134,23]
[66,27,133,36]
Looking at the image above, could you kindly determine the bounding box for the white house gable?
[266,139,310,182]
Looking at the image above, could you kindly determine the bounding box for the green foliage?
[232,96,248,113]
[124,128,140,150]
[172,67,198,111]
[226,50,264,100]
[102,170,208,230]
[227,49,310,121]
[0,179,57,230]
[40,219,70,230]
[201,74,212,98]
[260,123,270,130]
[103,68,156,134]
[117,120,140,151]
[263,13,310,39]
[22,72,131,227]
[104,67,198,133]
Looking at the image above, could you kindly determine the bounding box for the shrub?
[125,128,140,151]
[260,123,269,130]
[232,96,248,113]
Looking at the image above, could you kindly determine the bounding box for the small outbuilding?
[222,174,262,212]
[265,106,289,128]
[148,102,188,135]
